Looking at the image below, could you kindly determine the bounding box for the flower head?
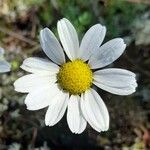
[0,47,11,73]
[14,18,137,134]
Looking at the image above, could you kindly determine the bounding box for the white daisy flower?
[14,18,137,134]
[0,47,11,73]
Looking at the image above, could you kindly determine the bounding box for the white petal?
[45,90,69,126]
[79,24,106,61]
[81,88,109,132]
[67,95,87,134]
[89,38,126,69]
[57,18,79,60]
[40,28,65,65]
[93,68,137,95]
[25,84,60,110]
[0,61,11,73]
[14,74,57,93]
[21,57,59,74]
[0,47,4,55]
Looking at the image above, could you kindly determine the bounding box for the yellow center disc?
[57,59,93,95]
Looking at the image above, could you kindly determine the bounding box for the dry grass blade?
[0,27,38,46]
[125,0,150,4]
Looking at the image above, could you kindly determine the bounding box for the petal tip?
[45,120,49,126]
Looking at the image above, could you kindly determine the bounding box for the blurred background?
[0,0,150,149]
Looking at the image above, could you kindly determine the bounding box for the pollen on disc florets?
[57,59,93,95]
